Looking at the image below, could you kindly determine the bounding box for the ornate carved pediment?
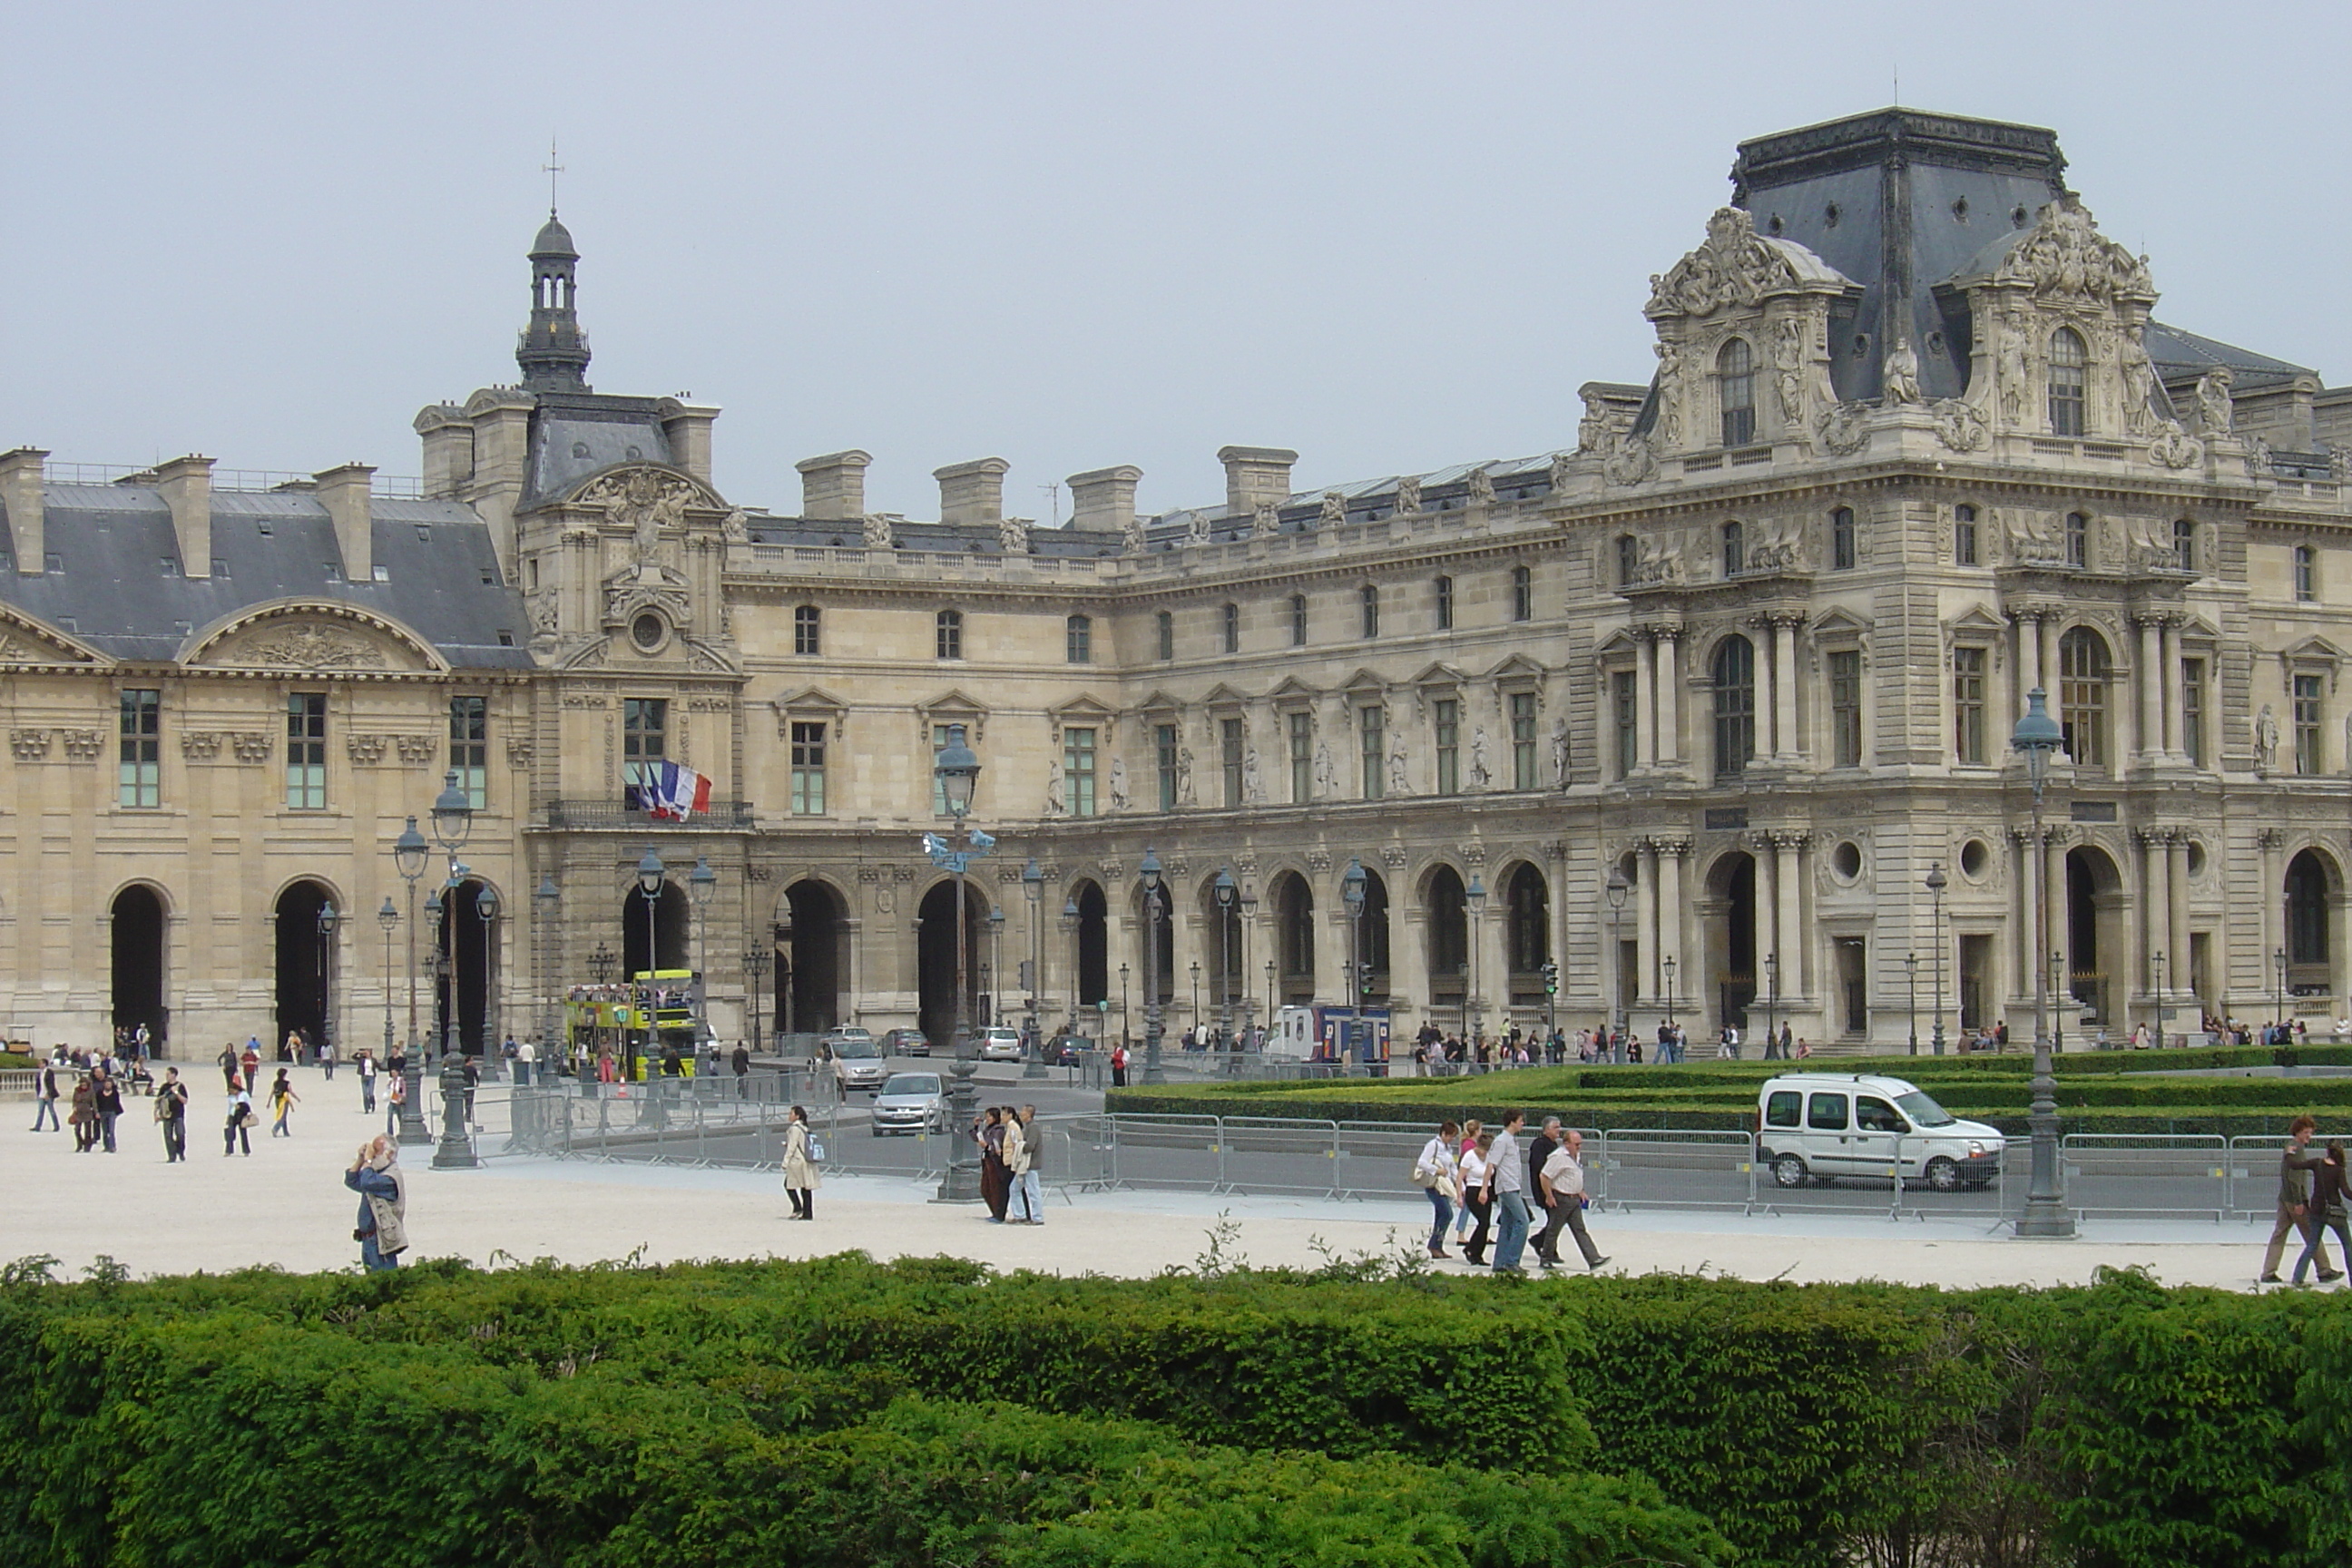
[234,622,390,671]
[566,465,723,530]
[0,611,103,666]
[1646,208,1851,319]
[185,603,441,673]
[1984,199,2155,306]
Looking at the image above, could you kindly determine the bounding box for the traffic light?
[1542,961,1559,995]
[1357,961,1375,999]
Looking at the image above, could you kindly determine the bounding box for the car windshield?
[833,1040,879,1058]
[882,1074,941,1095]
[1894,1091,1956,1128]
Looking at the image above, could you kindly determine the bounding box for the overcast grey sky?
[5,1,2347,521]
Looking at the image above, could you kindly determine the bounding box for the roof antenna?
[1041,482,1061,526]
[1892,64,1898,107]
[543,137,564,216]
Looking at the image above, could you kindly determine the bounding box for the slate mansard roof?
[0,481,533,670]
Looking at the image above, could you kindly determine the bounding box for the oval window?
[631,612,665,651]
[1831,840,1863,880]
[1960,839,1990,878]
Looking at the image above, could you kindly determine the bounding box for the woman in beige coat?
[783,1104,819,1220]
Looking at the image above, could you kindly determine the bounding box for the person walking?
[357,1050,378,1115]
[514,1036,537,1088]
[344,1136,407,1271]
[2293,1140,2349,1286]
[1013,1104,1047,1225]
[320,1037,337,1082]
[240,1040,262,1093]
[1538,1130,1610,1270]
[92,1069,123,1153]
[155,1067,189,1161]
[29,1059,61,1132]
[1002,1107,1035,1223]
[268,1070,300,1137]
[730,1042,750,1099]
[978,1107,1011,1221]
[2260,1115,2334,1284]
[782,1105,818,1220]
[1415,1121,1461,1259]
[1453,1120,1484,1247]
[1458,1130,1495,1265]
[1489,1111,1533,1273]
[223,1084,255,1156]
[67,1073,96,1152]
[1528,1116,1568,1267]
[218,1044,242,1094]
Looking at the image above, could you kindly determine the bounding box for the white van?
[1755,1073,2004,1191]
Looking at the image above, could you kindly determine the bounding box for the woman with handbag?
[223,1085,255,1156]
[1415,1121,1462,1259]
[782,1105,820,1220]
[1452,1120,1483,1247]
[1458,1129,1496,1266]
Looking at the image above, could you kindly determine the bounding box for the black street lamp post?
[931,723,984,1202]
[1465,873,1487,1044]
[1238,881,1259,1048]
[633,848,665,1081]
[316,900,339,1069]
[476,883,501,1077]
[2011,686,2074,1238]
[392,817,431,1144]
[377,897,399,1062]
[743,944,770,1054]
[1118,961,1131,1050]
[1215,867,1239,1047]
[1140,848,1167,1085]
[1927,865,1948,1056]
[1342,858,1367,1064]
[1662,953,1678,1031]
[1906,951,1919,1055]
[1605,866,1629,1063]
[1762,951,1779,1060]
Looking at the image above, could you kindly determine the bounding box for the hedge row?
[3,1258,2347,1568]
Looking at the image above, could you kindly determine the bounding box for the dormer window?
[2048,328,2087,436]
[1719,338,1756,446]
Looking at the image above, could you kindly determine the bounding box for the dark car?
[884,1027,930,1057]
[1046,1034,1093,1067]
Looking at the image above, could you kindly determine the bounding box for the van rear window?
[1764,1091,1802,1128]
[1808,1093,1849,1131]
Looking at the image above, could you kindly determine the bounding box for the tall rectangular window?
[1511,564,1534,622]
[1510,691,1537,789]
[286,692,327,809]
[793,603,821,655]
[1360,584,1379,639]
[1155,723,1179,810]
[1954,505,1979,566]
[1359,705,1385,800]
[623,697,668,808]
[935,609,964,660]
[118,689,160,808]
[2295,674,2325,775]
[1064,727,1098,818]
[1828,650,1863,768]
[790,721,827,815]
[2181,658,2206,767]
[1288,710,1312,802]
[1156,611,1173,662]
[1953,647,1986,764]
[1220,718,1243,808]
[1065,614,1092,664]
[1830,507,1856,571]
[2065,513,2088,569]
[1612,670,1638,779]
[448,695,487,808]
[1289,594,1308,646]
[2295,546,2318,603]
[1434,575,1454,631]
[1434,699,1461,795]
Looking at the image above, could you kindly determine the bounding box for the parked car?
[883,1027,930,1057]
[870,1071,946,1135]
[977,1026,1024,1062]
[827,1034,891,1094]
[1755,1073,2004,1191]
[1046,1034,1093,1066]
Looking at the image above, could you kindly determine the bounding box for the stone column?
[2044,830,2070,1004]
[1775,833,1804,1000]
[2167,833,2191,1019]
[1659,840,1689,1016]
[2039,616,2062,708]
[2137,617,2162,762]
[2140,828,2169,1001]
[1393,905,1431,1035]
[1655,630,1682,767]
[1633,632,1656,770]
[2016,611,2042,699]
[2012,828,2037,1011]
[2161,618,2187,762]
[1773,616,1801,761]
[1636,842,1659,1004]
[1751,834,1779,980]
[2258,829,2284,1007]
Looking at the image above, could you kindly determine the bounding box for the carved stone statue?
[1175,745,1196,806]
[1775,315,1808,424]
[1242,748,1265,804]
[1654,341,1685,446]
[2255,704,2280,772]
[1996,319,2029,424]
[2195,366,2235,436]
[1643,207,1811,318]
[1991,197,2155,304]
[1468,727,1493,789]
[1465,467,1495,505]
[1551,714,1572,789]
[2120,326,2157,435]
[1043,759,1064,818]
[1387,727,1411,797]
[1545,453,1572,494]
[1394,475,1422,514]
[1251,501,1281,537]
[1122,514,1146,554]
[861,513,894,549]
[1186,511,1211,545]
[722,507,750,543]
[1312,738,1336,798]
[1318,492,1348,528]
[1576,388,1612,454]
[1108,755,1130,812]
[1881,338,1924,407]
[998,516,1032,555]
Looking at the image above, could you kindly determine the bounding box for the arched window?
[934,609,963,661]
[1510,564,1534,622]
[2058,627,2109,767]
[1155,609,1173,661]
[1830,507,1857,571]
[1289,593,1308,646]
[793,603,821,656]
[1220,603,1240,654]
[1065,613,1092,664]
[1433,574,1455,631]
[1721,520,1745,578]
[1360,583,1380,639]
[1505,864,1550,976]
[1719,338,1756,446]
[2288,851,2331,967]
[2048,327,2087,436]
[1712,634,1756,779]
[2173,519,2197,574]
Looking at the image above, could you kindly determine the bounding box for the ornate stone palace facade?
[6,107,2352,1057]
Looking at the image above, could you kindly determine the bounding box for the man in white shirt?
[1537,1130,1609,1270]
[514,1037,537,1087]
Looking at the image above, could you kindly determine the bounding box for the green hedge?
[3,1258,2346,1568]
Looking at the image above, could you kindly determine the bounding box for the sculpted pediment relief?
[1646,207,1853,320]
[184,604,441,673]
[0,611,104,666]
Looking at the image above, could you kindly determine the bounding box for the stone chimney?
[657,398,720,485]
[795,450,872,520]
[935,457,1010,527]
[316,464,376,584]
[0,447,46,575]
[415,406,475,498]
[1219,446,1298,518]
[154,455,215,579]
[1067,465,1142,534]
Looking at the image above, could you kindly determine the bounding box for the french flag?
[649,760,712,821]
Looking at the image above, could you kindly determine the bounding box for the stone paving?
[4,1067,2311,1291]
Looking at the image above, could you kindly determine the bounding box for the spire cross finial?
[543,137,564,215]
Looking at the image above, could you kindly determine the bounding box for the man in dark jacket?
[2261,1115,2337,1283]
[1527,1116,1564,1266]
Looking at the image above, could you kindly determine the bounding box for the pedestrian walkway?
[0,1065,2302,1290]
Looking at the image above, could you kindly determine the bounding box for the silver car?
[828,1035,890,1094]
[870,1072,946,1135]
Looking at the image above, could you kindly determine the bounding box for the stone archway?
[110,884,169,1052]
[916,879,988,1048]
[779,879,848,1035]
[273,880,335,1057]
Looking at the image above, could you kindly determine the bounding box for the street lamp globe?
[688,856,718,908]
[475,884,500,924]
[377,896,398,932]
[1341,858,1367,917]
[1465,873,1486,915]
[1139,847,1161,892]
[1214,866,1237,912]
[2011,687,2063,781]
[1926,865,1948,899]
[1239,881,1259,918]
[394,816,429,883]
[635,847,667,900]
[1024,858,1044,906]
[933,723,980,818]
[1060,896,1078,935]
[318,899,339,936]
[430,769,474,853]
[1605,866,1629,910]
